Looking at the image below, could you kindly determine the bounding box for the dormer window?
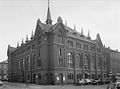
[72,32,77,36]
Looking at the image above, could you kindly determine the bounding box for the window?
[91,56,95,69]
[84,55,89,70]
[32,44,35,50]
[77,53,82,68]
[76,43,81,49]
[26,56,30,70]
[38,49,40,56]
[37,60,41,67]
[22,58,25,70]
[97,48,101,53]
[33,54,35,68]
[67,52,73,68]
[68,73,74,80]
[59,48,62,56]
[18,60,20,69]
[84,44,88,50]
[67,40,73,47]
[38,36,41,44]
[90,46,95,51]
[103,61,106,69]
[97,57,101,69]
[38,73,41,80]
[58,58,63,67]
[27,74,30,80]
[58,30,63,44]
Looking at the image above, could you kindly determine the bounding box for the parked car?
[85,79,92,85]
[77,79,86,85]
[92,79,101,85]
[105,78,111,84]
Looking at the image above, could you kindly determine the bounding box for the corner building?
[7,5,107,85]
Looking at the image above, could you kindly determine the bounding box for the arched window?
[84,55,89,70]
[91,56,95,69]
[59,48,62,56]
[58,58,63,67]
[58,30,63,44]
[67,52,73,68]
[26,56,30,70]
[77,53,82,68]
[33,54,35,68]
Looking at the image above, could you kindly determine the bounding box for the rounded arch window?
[67,52,73,68]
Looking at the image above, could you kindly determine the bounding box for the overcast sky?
[0,0,120,62]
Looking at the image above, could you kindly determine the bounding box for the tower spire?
[80,27,84,37]
[87,30,91,39]
[46,0,52,25]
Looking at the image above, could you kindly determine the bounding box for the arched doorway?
[59,73,63,84]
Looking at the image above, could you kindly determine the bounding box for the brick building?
[7,2,120,85]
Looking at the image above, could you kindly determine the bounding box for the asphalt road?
[0,82,108,89]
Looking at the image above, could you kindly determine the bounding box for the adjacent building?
[7,2,120,85]
[0,60,8,81]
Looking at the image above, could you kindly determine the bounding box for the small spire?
[65,20,67,26]
[80,27,84,37]
[46,0,52,25]
[26,35,28,42]
[31,30,34,39]
[87,30,91,39]
[21,38,24,45]
[57,16,63,23]
[37,18,41,25]
[74,24,76,30]
[17,42,19,48]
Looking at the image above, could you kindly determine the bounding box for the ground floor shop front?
[10,69,107,85]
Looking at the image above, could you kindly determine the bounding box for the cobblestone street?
[0,82,108,89]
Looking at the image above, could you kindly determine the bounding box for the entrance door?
[60,73,63,84]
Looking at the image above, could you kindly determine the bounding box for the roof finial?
[65,20,67,26]
[46,0,52,25]
[48,0,50,7]
[17,41,19,48]
[74,24,76,30]
[31,30,34,39]
[21,38,24,45]
[26,35,28,42]
[87,30,91,39]
[80,27,84,37]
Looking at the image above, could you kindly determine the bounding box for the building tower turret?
[46,0,52,25]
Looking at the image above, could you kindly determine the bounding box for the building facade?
[7,3,120,85]
[0,60,8,81]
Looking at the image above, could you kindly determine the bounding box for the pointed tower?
[46,0,52,25]
[31,30,34,39]
[65,20,67,26]
[74,24,76,30]
[87,30,91,39]
[80,27,84,37]
[21,38,24,45]
[26,35,28,42]
[17,41,19,48]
